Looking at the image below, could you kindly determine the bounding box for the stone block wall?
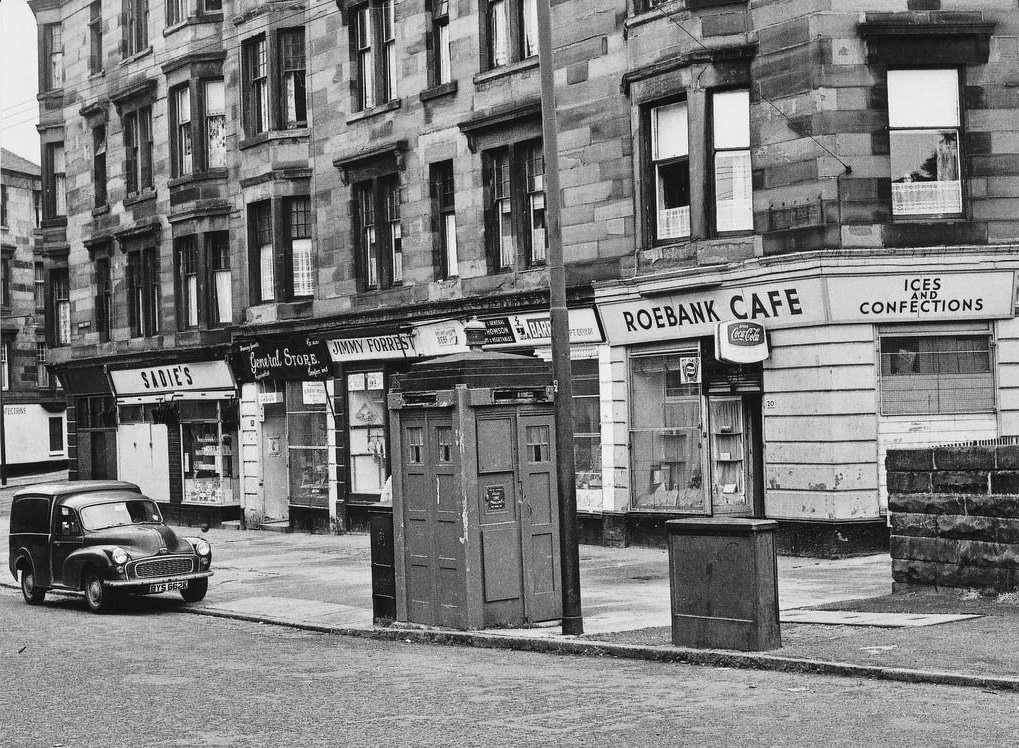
[887,445,1019,592]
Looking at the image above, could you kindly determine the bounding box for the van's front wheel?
[20,567,46,605]
[83,570,112,613]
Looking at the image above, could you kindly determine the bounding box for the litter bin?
[667,518,780,651]
[368,503,396,624]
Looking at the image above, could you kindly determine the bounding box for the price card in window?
[365,372,384,391]
[303,380,327,405]
[347,373,365,392]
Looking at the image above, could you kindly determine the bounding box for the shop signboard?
[326,333,417,362]
[109,360,237,402]
[230,335,331,382]
[483,308,604,348]
[715,321,770,364]
[413,320,467,356]
[825,271,1016,322]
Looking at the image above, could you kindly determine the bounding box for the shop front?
[106,360,240,526]
[595,255,1019,553]
[230,335,333,533]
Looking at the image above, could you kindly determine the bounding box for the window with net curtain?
[887,69,962,217]
[651,100,690,241]
[712,89,753,233]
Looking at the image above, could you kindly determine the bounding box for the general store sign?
[109,361,236,400]
[230,336,331,382]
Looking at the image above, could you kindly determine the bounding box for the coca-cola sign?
[727,322,764,347]
[715,321,769,364]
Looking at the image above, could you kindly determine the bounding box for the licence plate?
[149,580,188,594]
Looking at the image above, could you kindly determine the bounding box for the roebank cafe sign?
[598,270,1017,345]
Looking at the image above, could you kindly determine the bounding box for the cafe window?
[288,381,329,507]
[348,371,387,496]
[629,351,705,512]
[888,69,963,217]
[879,330,993,415]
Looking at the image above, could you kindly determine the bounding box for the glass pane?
[522,0,538,57]
[348,387,385,426]
[712,90,750,149]
[888,69,959,128]
[260,242,274,301]
[214,269,231,323]
[444,213,458,276]
[714,150,753,231]
[291,238,314,296]
[890,130,961,215]
[290,447,329,506]
[653,102,688,160]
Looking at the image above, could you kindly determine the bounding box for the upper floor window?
[248,199,313,303]
[351,1,396,111]
[43,24,63,91]
[429,0,452,87]
[280,29,307,128]
[174,231,231,329]
[1,343,8,391]
[483,139,545,272]
[176,236,199,329]
[95,255,112,342]
[53,268,71,346]
[166,0,187,27]
[650,100,690,241]
[242,29,306,138]
[0,185,7,227]
[126,245,159,337]
[33,191,41,227]
[242,36,269,136]
[122,0,149,58]
[430,161,458,278]
[485,0,537,70]
[202,0,222,12]
[34,262,45,311]
[354,177,401,290]
[1,256,10,308]
[93,125,108,207]
[712,89,752,233]
[171,85,193,177]
[208,231,231,325]
[37,343,50,389]
[43,143,66,219]
[89,2,103,75]
[123,105,154,195]
[888,69,962,218]
[205,79,227,167]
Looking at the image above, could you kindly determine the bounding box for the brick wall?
[887,445,1019,591]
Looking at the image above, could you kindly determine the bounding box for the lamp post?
[536,0,583,635]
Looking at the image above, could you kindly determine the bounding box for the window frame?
[204,78,227,168]
[37,343,50,389]
[429,160,458,278]
[122,0,150,58]
[887,67,965,219]
[242,35,269,137]
[122,105,154,196]
[279,28,307,129]
[89,1,103,75]
[52,267,71,346]
[206,231,231,326]
[284,196,314,299]
[170,84,193,178]
[43,23,63,92]
[126,244,160,338]
[175,234,200,329]
[94,254,113,342]
[0,185,7,227]
[429,0,452,87]
[353,176,401,291]
[242,28,307,138]
[647,98,691,243]
[482,138,545,272]
[166,0,187,27]
[43,142,66,219]
[93,124,108,207]
[1,343,8,391]
[481,0,538,71]
[349,0,397,112]
[1,256,10,309]
[709,88,753,235]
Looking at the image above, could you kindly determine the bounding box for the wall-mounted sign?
[326,333,417,362]
[826,271,1015,322]
[230,336,331,382]
[484,308,604,348]
[715,321,770,364]
[109,360,236,402]
[413,320,466,356]
[485,485,507,513]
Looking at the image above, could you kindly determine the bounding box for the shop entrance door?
[117,423,171,503]
[261,404,289,522]
[707,396,754,516]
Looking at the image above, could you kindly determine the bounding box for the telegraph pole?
[536,0,583,635]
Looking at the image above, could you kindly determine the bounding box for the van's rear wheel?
[20,568,46,605]
[83,570,112,613]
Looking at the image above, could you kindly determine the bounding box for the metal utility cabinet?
[388,339,562,630]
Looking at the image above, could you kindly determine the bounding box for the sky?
[0,0,40,164]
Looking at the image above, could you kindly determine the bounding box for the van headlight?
[111,547,130,565]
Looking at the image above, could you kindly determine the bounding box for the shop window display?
[348,372,387,496]
[629,352,706,512]
[287,381,330,507]
[180,401,238,505]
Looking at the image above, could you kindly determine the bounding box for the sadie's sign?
[109,361,236,399]
[715,321,769,364]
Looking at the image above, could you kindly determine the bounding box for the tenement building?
[31,0,1019,551]
[1,149,67,477]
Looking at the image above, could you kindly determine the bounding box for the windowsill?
[346,99,402,125]
[91,205,110,217]
[124,189,157,207]
[474,57,539,86]
[163,20,189,37]
[239,128,310,150]
[89,70,105,80]
[39,88,63,100]
[890,214,966,223]
[120,46,153,66]
[420,81,458,103]
[168,169,228,188]
[163,13,223,37]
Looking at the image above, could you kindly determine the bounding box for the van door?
[10,495,53,587]
[50,505,84,587]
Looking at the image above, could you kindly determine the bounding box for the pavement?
[4,472,1019,691]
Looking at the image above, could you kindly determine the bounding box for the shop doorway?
[261,403,289,522]
[706,394,762,517]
